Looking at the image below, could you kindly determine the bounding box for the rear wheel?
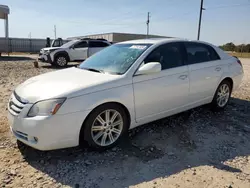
[211,80,232,110]
[81,103,129,150]
[54,55,68,67]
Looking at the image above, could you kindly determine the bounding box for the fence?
[0,37,52,53]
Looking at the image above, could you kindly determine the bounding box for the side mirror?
[135,62,161,75]
[70,45,75,49]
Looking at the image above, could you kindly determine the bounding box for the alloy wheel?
[216,84,230,107]
[57,57,67,66]
[91,109,123,146]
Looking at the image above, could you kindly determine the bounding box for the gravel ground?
[0,57,250,188]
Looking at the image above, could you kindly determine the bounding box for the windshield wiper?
[82,68,104,73]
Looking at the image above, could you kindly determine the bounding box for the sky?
[0,0,250,45]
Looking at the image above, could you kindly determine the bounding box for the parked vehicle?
[8,38,243,151]
[38,38,111,67]
[45,37,70,48]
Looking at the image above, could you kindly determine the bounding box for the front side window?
[61,40,79,48]
[144,43,184,70]
[74,41,88,48]
[185,42,220,64]
[79,43,151,74]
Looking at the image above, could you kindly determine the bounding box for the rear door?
[88,41,110,57]
[133,42,190,122]
[184,42,222,104]
[69,41,88,60]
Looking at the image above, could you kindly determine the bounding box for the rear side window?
[74,41,88,48]
[185,42,220,64]
[144,42,184,70]
[89,41,109,48]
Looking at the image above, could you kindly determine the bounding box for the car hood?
[40,47,62,52]
[15,67,122,103]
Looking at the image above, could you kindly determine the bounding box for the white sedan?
[7,38,243,150]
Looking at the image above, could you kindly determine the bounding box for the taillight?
[236,59,242,67]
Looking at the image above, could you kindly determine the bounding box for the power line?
[206,3,250,10]
[63,12,145,26]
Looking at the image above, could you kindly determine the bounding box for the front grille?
[8,92,28,116]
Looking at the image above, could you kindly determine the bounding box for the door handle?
[215,67,221,71]
[179,75,188,80]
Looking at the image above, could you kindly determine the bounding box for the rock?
[228,185,233,188]
[84,160,92,165]
[10,169,16,176]
[150,147,154,151]
[167,152,175,156]
[40,160,45,164]
[3,178,11,184]
[36,175,43,180]
[193,172,196,175]
[243,125,250,132]
[112,147,117,152]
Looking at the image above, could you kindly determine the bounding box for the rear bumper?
[232,73,244,92]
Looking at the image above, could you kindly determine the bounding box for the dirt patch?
[0,59,250,188]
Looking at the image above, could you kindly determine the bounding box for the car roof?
[119,38,216,47]
[119,38,186,44]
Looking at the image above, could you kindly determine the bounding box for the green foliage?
[219,42,250,53]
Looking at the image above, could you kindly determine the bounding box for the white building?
[0,4,10,54]
[67,32,171,43]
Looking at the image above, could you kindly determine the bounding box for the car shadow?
[0,56,35,61]
[18,97,250,188]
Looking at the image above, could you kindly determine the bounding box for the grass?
[228,52,250,58]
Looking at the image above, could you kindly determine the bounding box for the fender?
[53,51,70,62]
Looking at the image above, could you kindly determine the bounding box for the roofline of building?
[67,32,171,40]
[0,4,10,14]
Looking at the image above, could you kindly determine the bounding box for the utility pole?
[54,25,57,39]
[146,12,150,38]
[197,0,205,40]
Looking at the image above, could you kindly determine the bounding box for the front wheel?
[211,80,232,110]
[81,103,129,150]
[54,55,68,67]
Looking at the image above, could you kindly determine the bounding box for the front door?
[132,42,190,123]
[69,41,88,61]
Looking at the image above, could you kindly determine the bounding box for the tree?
[219,42,250,53]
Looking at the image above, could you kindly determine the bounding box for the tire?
[80,103,129,150]
[211,80,232,111]
[54,55,68,67]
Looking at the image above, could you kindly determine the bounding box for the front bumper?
[7,110,90,151]
[38,54,52,64]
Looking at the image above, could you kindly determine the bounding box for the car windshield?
[79,43,151,74]
[60,40,79,48]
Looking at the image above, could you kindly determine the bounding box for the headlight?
[44,49,57,55]
[27,98,66,117]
